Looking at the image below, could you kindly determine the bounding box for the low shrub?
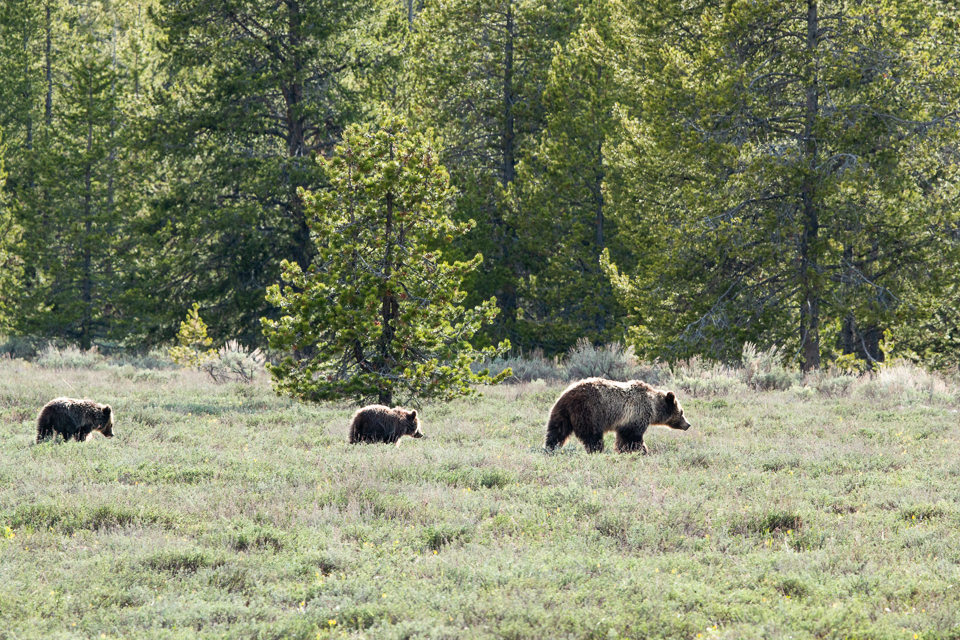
[731,511,803,537]
[740,342,799,391]
[900,503,946,522]
[805,369,858,397]
[565,339,638,382]
[201,340,266,384]
[0,335,46,360]
[668,358,749,398]
[422,524,472,551]
[855,361,957,404]
[107,349,177,370]
[36,344,103,370]
[472,349,565,384]
[142,550,225,574]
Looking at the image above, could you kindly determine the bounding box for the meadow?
[1,353,959,639]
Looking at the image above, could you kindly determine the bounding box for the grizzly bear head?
[661,392,691,431]
[98,405,115,438]
[403,409,423,439]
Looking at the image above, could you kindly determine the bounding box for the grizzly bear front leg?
[615,424,648,454]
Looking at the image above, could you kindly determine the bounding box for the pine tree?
[602,0,960,369]
[0,137,23,332]
[508,0,629,353]
[11,0,145,350]
[135,0,384,347]
[409,0,581,347]
[263,110,510,406]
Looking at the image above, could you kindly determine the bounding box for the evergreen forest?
[1,0,959,373]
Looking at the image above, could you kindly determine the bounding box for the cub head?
[661,391,691,431]
[97,404,115,438]
[404,409,423,439]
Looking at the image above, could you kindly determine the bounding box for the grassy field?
[1,357,960,639]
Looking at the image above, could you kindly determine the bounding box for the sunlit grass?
[1,357,959,638]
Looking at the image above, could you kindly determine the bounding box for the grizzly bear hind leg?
[545,412,574,451]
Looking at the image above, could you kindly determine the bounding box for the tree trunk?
[799,0,820,372]
[378,164,396,406]
[502,0,515,187]
[593,77,606,335]
[81,118,94,352]
[284,1,312,272]
[44,0,52,127]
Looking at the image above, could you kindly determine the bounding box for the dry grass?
[1,357,959,638]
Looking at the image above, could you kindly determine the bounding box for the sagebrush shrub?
[201,340,266,384]
[740,342,799,391]
[36,345,103,370]
[472,349,565,384]
[667,357,748,397]
[565,339,638,381]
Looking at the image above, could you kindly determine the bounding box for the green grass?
[2,360,960,639]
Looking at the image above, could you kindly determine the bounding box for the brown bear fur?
[544,377,690,454]
[348,405,423,445]
[36,397,115,443]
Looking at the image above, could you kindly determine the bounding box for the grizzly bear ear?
[666,391,675,406]
[409,410,418,420]
[103,405,112,420]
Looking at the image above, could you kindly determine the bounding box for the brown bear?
[348,405,423,445]
[544,377,690,454]
[36,397,115,443]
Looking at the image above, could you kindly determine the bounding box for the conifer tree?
[136,0,385,347]
[0,139,22,332]
[508,0,629,352]
[11,1,145,350]
[603,0,960,369]
[263,110,510,406]
[409,0,580,347]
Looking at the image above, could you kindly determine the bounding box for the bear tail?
[544,406,574,451]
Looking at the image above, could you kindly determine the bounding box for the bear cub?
[349,405,423,445]
[545,377,690,454]
[36,397,115,443]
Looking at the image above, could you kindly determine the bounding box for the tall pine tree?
[135,0,382,346]
[603,0,960,369]
[10,0,146,350]
[409,0,580,348]
[508,0,630,353]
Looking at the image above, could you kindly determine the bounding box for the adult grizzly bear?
[36,397,115,443]
[544,378,690,454]
[349,405,423,445]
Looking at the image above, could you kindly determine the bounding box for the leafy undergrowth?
[1,360,960,639]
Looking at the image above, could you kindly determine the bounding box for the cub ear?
[665,391,675,405]
[103,405,112,419]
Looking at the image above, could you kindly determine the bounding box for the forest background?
[0,0,958,374]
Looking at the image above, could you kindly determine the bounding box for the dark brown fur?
[36,397,115,443]
[544,378,690,454]
[348,405,423,445]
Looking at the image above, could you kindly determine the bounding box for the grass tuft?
[142,550,225,573]
[731,511,803,536]
[423,524,472,551]
[901,503,946,522]
[10,503,179,534]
